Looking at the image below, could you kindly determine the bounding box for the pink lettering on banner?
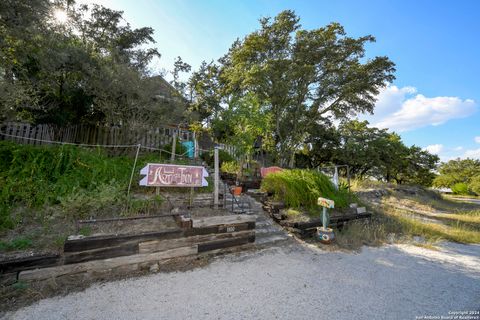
[139,164,209,187]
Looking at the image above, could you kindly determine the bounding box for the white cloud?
[463,148,480,159]
[454,146,464,151]
[423,144,443,155]
[475,136,480,144]
[364,85,477,132]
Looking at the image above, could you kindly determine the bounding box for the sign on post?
[139,163,209,187]
[317,197,334,209]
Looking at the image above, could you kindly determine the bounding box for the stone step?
[232,209,254,214]
[255,221,270,228]
[255,226,282,234]
[255,233,290,245]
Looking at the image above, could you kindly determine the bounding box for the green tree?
[218,11,395,167]
[303,120,439,186]
[0,1,182,129]
[433,158,480,188]
[188,61,223,123]
[212,94,272,160]
[469,175,480,195]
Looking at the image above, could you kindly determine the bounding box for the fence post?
[171,131,177,162]
[214,146,219,209]
[127,144,141,198]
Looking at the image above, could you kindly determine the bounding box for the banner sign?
[139,163,208,187]
[260,166,283,178]
[317,197,335,209]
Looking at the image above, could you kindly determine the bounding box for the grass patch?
[0,141,208,230]
[337,182,480,250]
[397,215,480,243]
[0,237,33,251]
[261,169,354,209]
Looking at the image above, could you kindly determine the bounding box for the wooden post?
[214,146,219,209]
[193,131,199,159]
[171,130,177,162]
[347,165,351,191]
[127,144,141,211]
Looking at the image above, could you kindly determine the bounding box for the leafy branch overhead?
[0,0,183,128]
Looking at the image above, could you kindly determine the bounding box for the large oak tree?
[217,10,395,167]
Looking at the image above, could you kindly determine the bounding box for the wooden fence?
[0,122,195,149]
[0,122,242,159]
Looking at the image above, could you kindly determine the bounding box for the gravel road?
[5,242,480,320]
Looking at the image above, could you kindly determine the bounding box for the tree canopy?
[0,0,185,128]
[188,10,395,167]
[434,159,480,194]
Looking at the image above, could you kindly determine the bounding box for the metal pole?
[125,143,141,215]
[193,131,199,159]
[171,130,177,162]
[322,207,327,229]
[214,146,219,209]
[127,144,141,198]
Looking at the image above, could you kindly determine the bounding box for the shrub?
[0,237,32,251]
[260,169,353,209]
[469,176,480,195]
[200,149,235,167]
[221,161,239,174]
[451,182,470,195]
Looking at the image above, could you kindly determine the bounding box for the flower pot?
[317,227,335,244]
[232,186,242,196]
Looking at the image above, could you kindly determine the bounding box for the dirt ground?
[3,241,479,320]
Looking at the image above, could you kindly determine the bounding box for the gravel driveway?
[5,242,480,320]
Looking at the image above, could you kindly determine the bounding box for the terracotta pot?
[232,186,242,196]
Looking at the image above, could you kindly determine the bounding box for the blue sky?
[81,0,480,161]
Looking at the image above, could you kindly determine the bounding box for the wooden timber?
[19,246,198,282]
[64,229,183,253]
[191,214,257,228]
[64,242,138,265]
[139,230,255,254]
[0,254,61,273]
[197,234,255,253]
[282,213,372,230]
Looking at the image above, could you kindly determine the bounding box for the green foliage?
[0,1,184,127]
[260,169,353,209]
[218,11,395,166]
[433,159,480,192]
[200,149,234,167]
[451,183,470,195]
[470,176,480,195]
[0,142,198,229]
[12,281,29,291]
[211,94,272,158]
[0,237,32,251]
[221,161,239,174]
[304,120,439,186]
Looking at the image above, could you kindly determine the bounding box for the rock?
[387,233,396,244]
[149,263,159,273]
[356,207,367,214]
[349,203,358,208]
[413,236,425,244]
[67,235,85,241]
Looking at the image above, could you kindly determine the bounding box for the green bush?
[221,161,239,174]
[451,182,470,195]
[0,237,32,251]
[469,176,480,195]
[200,149,235,167]
[260,169,353,209]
